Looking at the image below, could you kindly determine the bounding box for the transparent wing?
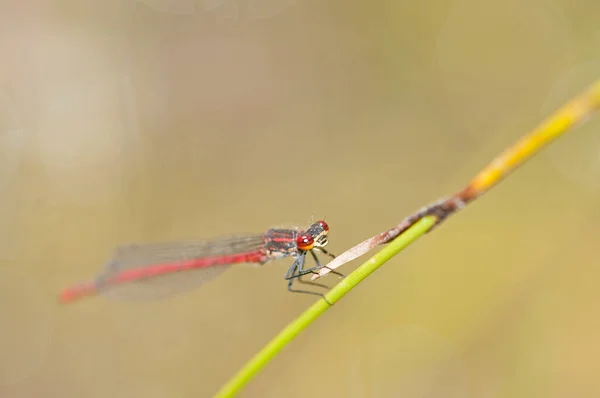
[60,234,266,303]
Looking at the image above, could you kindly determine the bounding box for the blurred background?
[1,0,600,396]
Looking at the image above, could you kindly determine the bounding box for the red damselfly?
[59,220,342,303]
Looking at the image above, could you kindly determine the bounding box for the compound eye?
[296,233,314,251]
[317,220,329,232]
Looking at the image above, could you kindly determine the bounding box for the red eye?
[296,233,314,251]
[317,220,329,232]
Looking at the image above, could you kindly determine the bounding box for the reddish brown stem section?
[376,184,480,245]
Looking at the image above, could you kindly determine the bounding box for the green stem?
[214,216,437,397]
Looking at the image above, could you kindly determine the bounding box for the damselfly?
[59,220,341,303]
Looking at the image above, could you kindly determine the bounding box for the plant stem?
[216,78,600,397]
[214,216,436,397]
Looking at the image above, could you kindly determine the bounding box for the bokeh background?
[2,0,600,397]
